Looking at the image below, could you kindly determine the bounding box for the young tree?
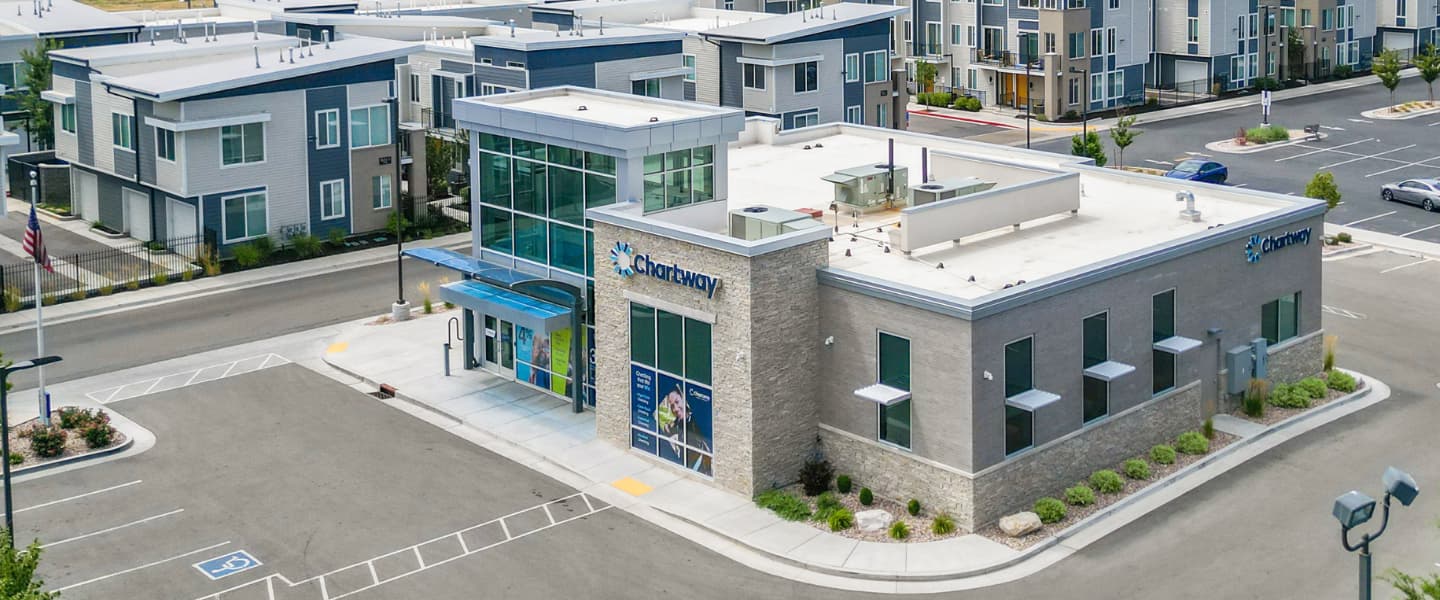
[1070,131,1107,167]
[15,39,61,151]
[1304,171,1341,211]
[1414,45,1440,101]
[1286,30,1306,80]
[1108,112,1142,167]
[1374,49,1404,108]
[914,59,937,99]
[0,533,56,600]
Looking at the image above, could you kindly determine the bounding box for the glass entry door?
[483,316,516,379]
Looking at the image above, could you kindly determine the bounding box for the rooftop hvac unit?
[820,163,909,213]
[729,206,818,241]
[909,177,997,207]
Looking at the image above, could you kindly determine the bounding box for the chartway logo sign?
[609,241,721,298]
[1245,227,1312,263]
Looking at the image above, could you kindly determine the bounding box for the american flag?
[23,204,53,274]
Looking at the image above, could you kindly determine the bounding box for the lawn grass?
[77,0,212,12]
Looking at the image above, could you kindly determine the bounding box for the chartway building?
[419,86,1325,530]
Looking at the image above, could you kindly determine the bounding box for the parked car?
[1380,178,1440,212]
[1164,159,1229,184]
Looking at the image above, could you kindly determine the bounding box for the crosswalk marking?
[85,353,292,404]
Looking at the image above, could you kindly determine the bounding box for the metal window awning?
[1083,360,1136,382]
[144,112,272,132]
[1005,389,1061,411]
[403,247,534,287]
[40,90,74,105]
[630,66,693,81]
[735,54,824,67]
[438,280,571,335]
[1153,336,1203,355]
[853,383,911,406]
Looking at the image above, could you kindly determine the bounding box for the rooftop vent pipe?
[508,19,515,37]
[599,16,603,34]
[323,29,331,48]
[288,47,295,63]
[254,45,261,68]
[1176,190,1201,222]
[253,20,258,39]
[921,146,928,183]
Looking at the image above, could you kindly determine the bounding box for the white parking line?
[1231,183,1249,188]
[1342,211,1397,226]
[42,508,184,548]
[1429,121,1440,127]
[1380,258,1433,273]
[16,480,142,514]
[1145,159,1174,166]
[53,541,232,593]
[86,353,292,404]
[1318,144,1418,170]
[1401,223,1440,237]
[1322,305,1367,320]
[1365,155,1440,178]
[1275,138,1376,162]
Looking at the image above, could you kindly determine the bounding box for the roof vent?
[814,143,823,148]
[742,206,768,213]
[648,116,659,122]
[577,105,588,111]
[803,144,811,150]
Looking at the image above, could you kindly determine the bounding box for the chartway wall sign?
[1245,227,1312,263]
[609,242,722,298]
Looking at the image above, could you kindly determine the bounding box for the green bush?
[931,513,956,535]
[1244,379,1269,418]
[814,492,842,522]
[7,452,19,466]
[1123,458,1151,480]
[1151,444,1177,465]
[1090,470,1124,494]
[1034,497,1066,523]
[251,236,274,259]
[29,426,66,458]
[798,457,834,496]
[952,96,982,111]
[1333,64,1353,79]
[755,489,812,521]
[1336,232,1352,243]
[828,508,854,532]
[57,407,96,429]
[906,499,921,516]
[1244,124,1291,144]
[1176,431,1210,455]
[1268,383,1312,408]
[291,234,324,258]
[327,227,347,246]
[889,520,909,540]
[82,424,114,449]
[859,487,873,506]
[836,474,852,494]
[1327,370,1358,393]
[1063,109,1079,119]
[152,271,169,286]
[233,243,263,268]
[1253,76,1283,91]
[1064,484,1096,506]
[1296,377,1328,400]
[917,91,955,106]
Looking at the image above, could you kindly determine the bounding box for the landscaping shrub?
[828,508,854,532]
[69,289,86,302]
[152,271,169,286]
[1064,484,1096,506]
[1151,444,1177,465]
[1175,431,1210,455]
[859,487,873,506]
[1327,370,1358,393]
[1063,110,1078,119]
[1034,498,1066,523]
[1123,458,1151,480]
[1202,417,1215,440]
[814,492,842,521]
[888,520,909,540]
[182,268,194,282]
[798,457,834,496]
[755,489,812,521]
[1336,232,1352,243]
[291,234,323,258]
[1090,470,1124,494]
[931,513,956,535]
[917,92,954,107]
[1323,335,1337,372]
[1244,124,1291,144]
[1333,64,1353,79]
[836,474,852,494]
[57,407,92,429]
[7,452,19,466]
[907,499,921,516]
[952,96,982,112]
[327,227,347,246]
[1296,377,1328,400]
[1268,383,1312,408]
[29,426,66,458]
[233,243,263,268]
[1253,76,1283,91]
[251,236,274,260]
[3,286,19,312]
[83,424,114,449]
[1244,379,1270,418]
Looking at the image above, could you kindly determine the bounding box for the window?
[1262,292,1299,344]
[319,179,344,220]
[222,191,267,242]
[924,21,942,55]
[1068,31,1085,58]
[630,302,714,475]
[155,128,175,162]
[967,25,976,47]
[845,105,863,124]
[221,122,264,165]
[1108,0,1118,8]
[506,61,525,69]
[1091,28,1103,55]
[1232,56,1246,83]
[1266,13,1276,35]
[642,146,715,213]
[1109,70,1123,99]
[1083,377,1108,423]
[1069,77,1080,105]
[1090,72,1103,103]
[631,78,661,97]
[743,63,766,90]
[1187,18,1199,43]
[793,61,818,93]
[1152,290,1176,394]
[1044,32,1056,54]
[59,104,75,134]
[1004,337,1034,455]
[372,175,392,210]
[1106,27,1116,54]
[349,105,390,148]
[1017,0,1037,7]
[409,73,420,102]
[112,113,135,151]
[904,20,911,42]
[1249,53,1259,81]
[1300,8,1311,26]
[315,109,339,149]
[1249,13,1258,37]
[951,24,962,45]
[1082,312,1108,422]
[1320,8,1332,29]
[877,332,911,449]
[845,53,860,82]
[791,110,818,129]
[683,54,696,82]
[877,102,889,127]
[1268,52,1277,75]
[863,50,888,84]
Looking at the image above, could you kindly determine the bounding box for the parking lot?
[1030,76,1440,243]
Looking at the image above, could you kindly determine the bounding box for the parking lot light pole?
[1334,467,1420,600]
[1069,66,1088,139]
[0,355,62,545]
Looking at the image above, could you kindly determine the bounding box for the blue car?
[1164,159,1228,184]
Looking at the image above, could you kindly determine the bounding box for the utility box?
[1252,337,1269,380]
[1225,345,1254,395]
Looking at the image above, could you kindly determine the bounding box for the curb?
[1204,131,1325,154]
[651,372,1384,583]
[908,109,1019,129]
[1321,243,1375,259]
[11,435,134,477]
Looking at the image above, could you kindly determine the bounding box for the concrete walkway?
[321,311,1391,592]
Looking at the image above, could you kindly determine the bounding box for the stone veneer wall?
[1265,330,1325,385]
[820,425,977,531]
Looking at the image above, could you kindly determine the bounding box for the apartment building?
[1375,0,1432,56]
[46,33,420,250]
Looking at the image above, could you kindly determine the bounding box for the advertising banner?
[630,365,656,431]
[515,325,534,384]
[685,383,713,476]
[655,372,686,466]
[550,328,571,396]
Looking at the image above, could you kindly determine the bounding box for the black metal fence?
[1146,78,1216,108]
[0,234,207,311]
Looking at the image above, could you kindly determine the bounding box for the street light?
[385,95,409,322]
[1069,66,1088,139]
[1334,466,1420,600]
[0,355,61,545]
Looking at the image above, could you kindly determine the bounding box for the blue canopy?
[438,280,572,334]
[403,247,534,286]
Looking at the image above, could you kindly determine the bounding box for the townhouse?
[1375,0,1432,57]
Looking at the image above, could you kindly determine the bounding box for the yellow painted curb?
[612,477,653,496]
[326,342,349,354]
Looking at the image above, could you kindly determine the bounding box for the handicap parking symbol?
[194,550,262,580]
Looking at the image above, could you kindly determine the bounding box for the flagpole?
[28,171,46,427]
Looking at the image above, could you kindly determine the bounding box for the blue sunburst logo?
[1244,235,1262,263]
[609,242,635,277]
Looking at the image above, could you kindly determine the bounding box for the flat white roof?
[0,0,140,35]
[470,22,682,49]
[474,86,729,127]
[701,3,904,43]
[725,127,1296,300]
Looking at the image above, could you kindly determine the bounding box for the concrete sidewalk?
[1329,224,1440,260]
[321,311,1391,592]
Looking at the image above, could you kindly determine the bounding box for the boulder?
[999,511,1042,537]
[855,509,894,533]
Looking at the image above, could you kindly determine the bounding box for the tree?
[1414,45,1440,101]
[1384,569,1440,600]
[1375,49,1403,108]
[1070,131,1107,167]
[0,532,56,600]
[1304,171,1341,211]
[915,60,937,98]
[15,39,61,151]
[1108,112,1142,167]
[1285,30,1306,81]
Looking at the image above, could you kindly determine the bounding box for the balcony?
[971,49,1044,69]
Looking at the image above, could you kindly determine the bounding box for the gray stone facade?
[820,425,977,530]
[1265,330,1326,385]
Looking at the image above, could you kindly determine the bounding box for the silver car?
[1381,178,1440,212]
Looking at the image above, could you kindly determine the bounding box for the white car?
[1380,178,1440,212]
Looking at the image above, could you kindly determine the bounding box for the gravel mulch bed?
[776,483,961,544]
[7,411,127,469]
[979,430,1238,551]
[1231,376,1365,427]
